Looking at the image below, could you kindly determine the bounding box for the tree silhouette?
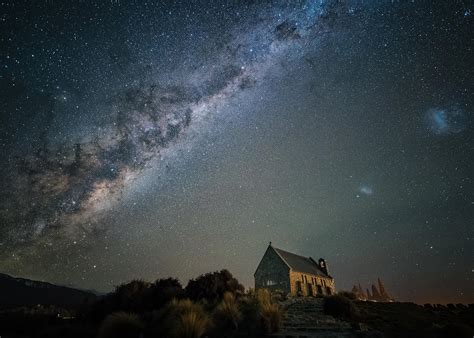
[185,269,244,303]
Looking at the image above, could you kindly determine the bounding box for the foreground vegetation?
[0,269,283,338]
[0,274,472,338]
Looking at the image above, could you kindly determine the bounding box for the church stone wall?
[289,270,335,296]
[254,247,290,293]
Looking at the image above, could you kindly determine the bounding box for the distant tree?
[150,278,184,309]
[352,285,359,295]
[90,280,152,320]
[185,269,244,303]
[358,284,366,300]
[371,284,381,301]
[377,278,392,301]
[114,280,152,312]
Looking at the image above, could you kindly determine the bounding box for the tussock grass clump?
[164,299,209,338]
[259,301,283,334]
[214,292,242,330]
[255,288,271,306]
[237,295,262,335]
[174,311,208,338]
[324,294,359,320]
[97,312,143,338]
[255,289,283,334]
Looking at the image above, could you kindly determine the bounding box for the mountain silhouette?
[0,273,97,307]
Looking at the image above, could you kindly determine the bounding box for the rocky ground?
[271,297,474,338]
[272,298,378,338]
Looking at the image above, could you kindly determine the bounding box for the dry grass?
[259,302,283,334]
[174,311,208,338]
[214,292,242,330]
[165,299,210,338]
[255,288,271,306]
[254,289,283,334]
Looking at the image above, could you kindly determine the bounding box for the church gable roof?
[272,246,331,278]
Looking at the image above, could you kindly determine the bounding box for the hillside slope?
[0,273,97,307]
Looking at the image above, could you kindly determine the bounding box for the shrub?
[97,312,144,338]
[338,291,357,300]
[323,295,359,320]
[185,269,244,303]
[214,292,242,330]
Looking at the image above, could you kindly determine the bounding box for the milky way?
[1,1,473,303]
[1,0,356,268]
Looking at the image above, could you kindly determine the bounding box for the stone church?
[254,243,335,296]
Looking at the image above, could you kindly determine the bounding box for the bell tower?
[318,258,329,275]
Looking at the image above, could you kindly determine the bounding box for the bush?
[323,295,359,319]
[185,269,244,304]
[214,292,242,330]
[97,312,144,338]
[338,291,357,300]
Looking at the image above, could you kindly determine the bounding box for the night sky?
[1,0,473,304]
